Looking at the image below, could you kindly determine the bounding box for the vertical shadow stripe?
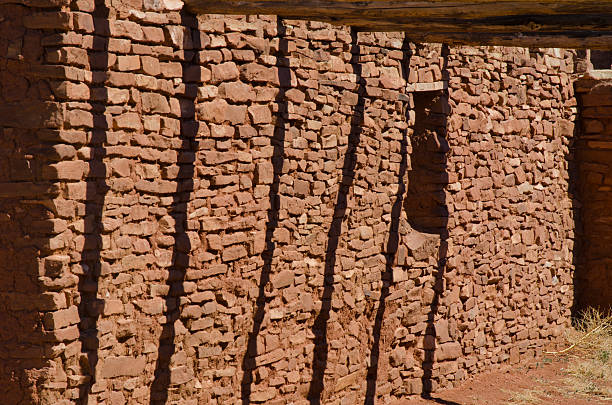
[78,1,110,402]
[149,10,199,405]
[240,17,292,405]
[307,28,365,405]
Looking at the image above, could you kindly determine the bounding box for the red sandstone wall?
[0,1,70,403]
[574,77,612,313]
[444,47,577,384]
[0,1,579,404]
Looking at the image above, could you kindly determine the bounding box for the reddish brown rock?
[0,8,579,405]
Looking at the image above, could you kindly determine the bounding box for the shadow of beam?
[149,9,199,405]
[363,37,412,405]
[78,1,110,401]
[570,84,582,319]
[421,397,464,405]
[240,17,291,405]
[307,28,364,405]
[416,44,450,397]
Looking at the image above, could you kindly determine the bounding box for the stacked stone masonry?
[574,77,612,313]
[0,0,581,404]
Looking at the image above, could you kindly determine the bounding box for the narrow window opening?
[406,90,450,235]
[589,50,612,70]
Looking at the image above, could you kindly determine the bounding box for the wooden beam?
[404,32,612,50]
[184,0,612,48]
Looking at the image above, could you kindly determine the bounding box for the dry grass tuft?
[504,388,548,405]
[559,308,612,400]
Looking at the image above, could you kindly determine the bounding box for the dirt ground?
[397,356,610,405]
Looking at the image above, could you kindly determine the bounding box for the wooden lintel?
[407,81,448,93]
[403,32,612,50]
[184,0,612,49]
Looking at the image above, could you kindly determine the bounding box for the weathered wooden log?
[184,0,612,48]
[404,32,612,50]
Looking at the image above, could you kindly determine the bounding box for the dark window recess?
[406,91,450,234]
[590,50,612,70]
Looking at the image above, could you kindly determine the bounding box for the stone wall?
[574,75,612,313]
[0,0,579,404]
[0,1,69,403]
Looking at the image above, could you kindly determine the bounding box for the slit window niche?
[405,82,450,235]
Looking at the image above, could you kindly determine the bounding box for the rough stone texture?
[574,78,612,314]
[0,2,67,404]
[0,1,581,404]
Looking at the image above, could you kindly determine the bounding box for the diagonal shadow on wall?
[364,130,409,404]
[307,28,364,405]
[240,17,291,405]
[409,44,451,398]
[569,87,584,319]
[363,37,412,405]
[149,9,199,405]
[78,1,110,401]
